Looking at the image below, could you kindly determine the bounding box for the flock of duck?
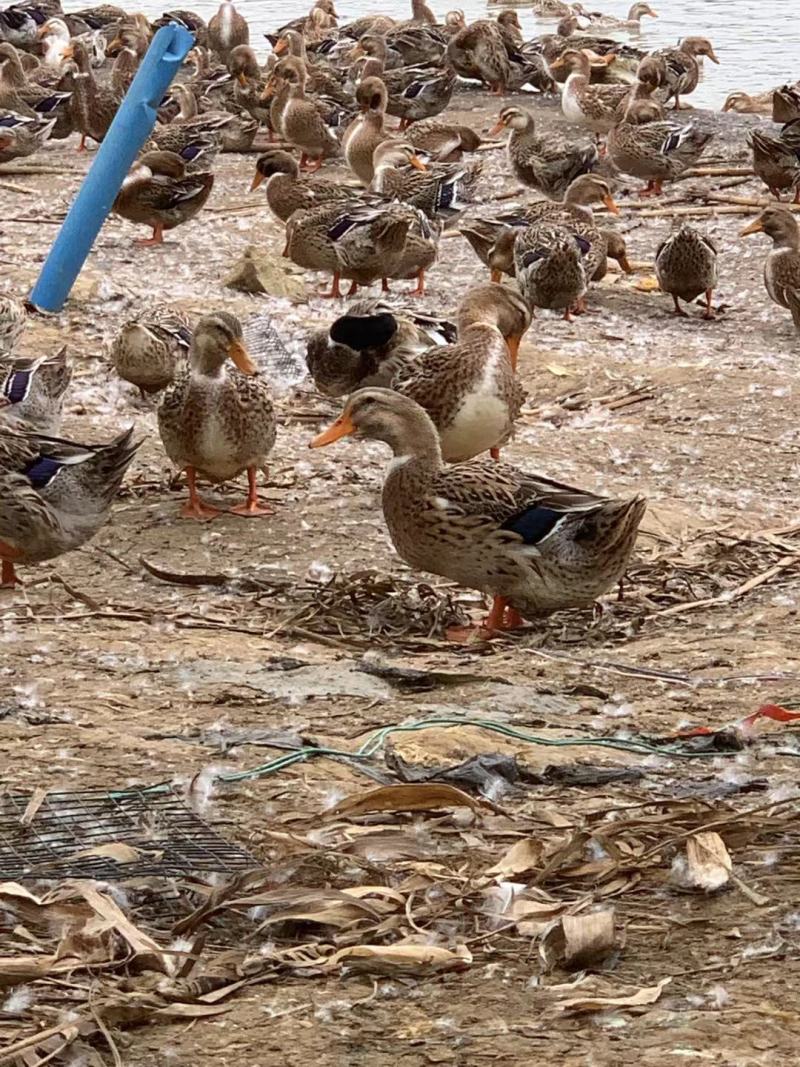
[0,0,799,639]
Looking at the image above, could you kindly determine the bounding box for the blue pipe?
[29,23,195,313]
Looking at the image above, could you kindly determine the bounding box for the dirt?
[2,86,800,1065]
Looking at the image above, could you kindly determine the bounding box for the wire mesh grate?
[242,313,307,388]
[0,785,259,881]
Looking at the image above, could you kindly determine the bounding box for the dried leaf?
[634,275,660,292]
[684,832,732,891]
[19,787,48,826]
[561,909,615,969]
[320,942,472,976]
[76,886,168,973]
[153,1002,232,1019]
[71,843,143,864]
[487,839,544,878]
[556,977,671,1014]
[544,363,574,376]
[327,783,486,819]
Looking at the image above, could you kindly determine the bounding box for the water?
[137,0,798,110]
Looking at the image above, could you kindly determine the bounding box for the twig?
[680,166,754,178]
[0,179,36,194]
[651,553,800,618]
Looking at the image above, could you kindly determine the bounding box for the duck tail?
[81,426,142,505]
[584,495,647,553]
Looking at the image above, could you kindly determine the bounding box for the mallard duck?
[0,349,71,432]
[111,306,191,396]
[152,8,208,45]
[285,199,413,297]
[592,229,632,281]
[310,388,646,636]
[265,54,340,170]
[273,30,353,107]
[382,65,456,128]
[549,49,630,135]
[158,311,276,520]
[250,148,349,223]
[62,39,121,148]
[208,1,248,62]
[740,206,800,334]
[490,103,597,197]
[748,125,800,202]
[343,75,390,184]
[445,17,512,94]
[585,3,657,30]
[515,222,589,319]
[306,299,456,396]
[384,202,441,296]
[0,6,39,50]
[722,90,774,115]
[112,149,214,245]
[0,425,139,588]
[607,102,713,196]
[0,42,71,120]
[387,282,529,462]
[229,44,272,125]
[773,84,800,125]
[370,140,481,218]
[459,219,520,281]
[383,24,447,67]
[0,110,55,162]
[0,295,26,353]
[654,224,717,319]
[651,37,719,109]
[406,117,480,161]
[147,83,233,155]
[109,35,140,95]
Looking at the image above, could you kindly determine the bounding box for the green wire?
[214,715,729,785]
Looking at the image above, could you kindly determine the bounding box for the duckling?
[740,206,800,334]
[208,1,248,62]
[515,222,589,320]
[655,223,718,319]
[0,349,71,432]
[490,103,598,197]
[0,426,140,589]
[158,312,276,519]
[111,306,192,397]
[112,149,214,246]
[306,300,456,396]
[250,149,349,223]
[310,388,646,635]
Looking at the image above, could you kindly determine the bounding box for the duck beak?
[228,338,258,374]
[62,44,73,58]
[237,72,248,87]
[603,193,620,215]
[349,42,364,59]
[740,219,763,236]
[310,412,356,447]
[490,269,502,283]
[647,6,657,15]
[489,119,506,135]
[261,79,275,100]
[409,154,427,171]
[250,169,265,191]
[107,35,123,52]
[273,37,287,55]
[707,49,720,64]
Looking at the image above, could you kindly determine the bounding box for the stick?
[0,179,36,194]
[651,554,800,618]
[634,204,788,219]
[702,191,783,208]
[0,164,82,175]
[680,166,754,178]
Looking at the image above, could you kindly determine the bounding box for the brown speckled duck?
[310,388,646,638]
[208,1,249,62]
[343,75,391,184]
[514,222,589,319]
[748,124,800,202]
[250,149,349,223]
[550,49,629,136]
[0,349,71,433]
[740,206,800,334]
[654,223,718,319]
[370,139,480,218]
[490,103,598,197]
[607,101,713,196]
[265,54,340,170]
[157,312,276,519]
[112,149,213,245]
[651,36,719,109]
[111,305,192,396]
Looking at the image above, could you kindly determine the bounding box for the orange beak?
[740,219,763,236]
[490,269,502,283]
[237,72,248,87]
[62,44,74,58]
[273,37,288,55]
[107,35,123,52]
[228,339,258,374]
[489,119,506,136]
[409,155,427,171]
[602,193,620,215]
[310,413,356,447]
[261,78,276,100]
[250,169,265,191]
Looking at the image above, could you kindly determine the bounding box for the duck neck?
[564,68,589,95]
[1,53,25,87]
[384,422,443,485]
[177,90,198,119]
[361,56,384,78]
[773,230,800,252]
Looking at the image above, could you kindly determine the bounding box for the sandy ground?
[2,86,800,1065]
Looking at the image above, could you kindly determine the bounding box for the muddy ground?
[2,86,800,1065]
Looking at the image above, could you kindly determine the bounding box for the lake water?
[137,0,799,110]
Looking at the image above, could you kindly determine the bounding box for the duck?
[229,44,272,125]
[0,110,55,162]
[773,84,800,125]
[62,38,121,148]
[387,283,529,462]
[651,37,719,109]
[515,222,589,319]
[654,223,717,319]
[109,33,140,95]
[607,101,713,196]
[272,30,354,107]
[593,229,633,280]
[343,75,391,184]
[405,116,480,161]
[0,349,71,432]
[445,17,512,95]
[740,206,800,334]
[306,299,456,396]
[549,49,630,136]
[0,295,26,353]
[370,139,481,218]
[266,54,340,170]
[208,1,248,62]
[147,83,235,155]
[459,219,521,281]
[490,103,598,197]
[584,3,657,30]
[110,306,192,397]
[0,42,71,120]
[250,148,349,223]
[381,65,456,127]
[748,125,800,202]
[384,203,441,297]
[284,199,414,297]
[112,149,214,246]
[310,388,646,637]
[158,311,276,520]
[0,425,140,589]
[722,90,774,115]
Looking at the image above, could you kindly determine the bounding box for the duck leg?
[445,596,524,643]
[136,222,165,246]
[319,272,343,298]
[638,179,662,198]
[0,544,20,589]
[408,269,425,297]
[381,277,391,293]
[77,134,87,152]
[506,333,521,372]
[304,155,323,173]
[489,83,505,96]
[180,466,223,521]
[563,306,573,322]
[702,288,716,320]
[229,467,274,517]
[672,294,688,317]
[346,279,359,297]
[489,446,500,461]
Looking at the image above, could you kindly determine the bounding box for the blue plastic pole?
[29,23,195,312]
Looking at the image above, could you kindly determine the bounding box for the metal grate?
[0,785,259,881]
[242,313,307,389]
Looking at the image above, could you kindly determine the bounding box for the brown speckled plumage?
[655,224,718,318]
[741,206,800,333]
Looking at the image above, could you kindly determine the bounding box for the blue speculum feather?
[501,505,563,545]
[3,369,30,404]
[23,455,63,489]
